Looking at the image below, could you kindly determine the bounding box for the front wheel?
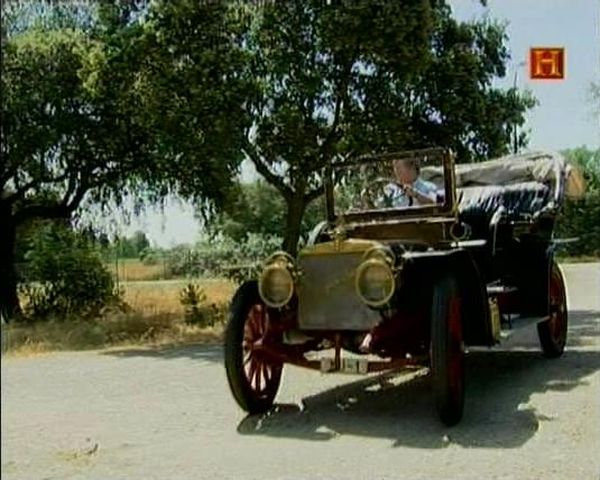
[224,281,283,414]
[537,262,568,358]
[430,275,465,426]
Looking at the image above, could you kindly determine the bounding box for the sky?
[119,0,599,247]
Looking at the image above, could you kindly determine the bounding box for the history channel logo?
[529,47,565,80]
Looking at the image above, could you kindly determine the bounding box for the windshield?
[333,152,447,217]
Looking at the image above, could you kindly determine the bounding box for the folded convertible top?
[421,150,586,201]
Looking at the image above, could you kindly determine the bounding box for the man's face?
[393,160,418,184]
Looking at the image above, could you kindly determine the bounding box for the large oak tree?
[0,1,247,319]
[235,1,535,253]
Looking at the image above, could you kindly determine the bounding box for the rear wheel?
[537,262,568,358]
[430,275,465,426]
[224,281,283,413]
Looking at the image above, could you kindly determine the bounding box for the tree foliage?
[210,181,326,242]
[0,0,559,320]
[556,148,600,257]
[233,1,536,252]
[0,0,246,319]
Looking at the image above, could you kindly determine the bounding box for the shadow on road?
[237,309,600,449]
[102,343,223,363]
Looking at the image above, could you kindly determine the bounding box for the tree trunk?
[282,194,307,256]
[0,208,21,322]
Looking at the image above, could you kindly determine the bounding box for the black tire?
[430,275,465,426]
[224,281,283,414]
[537,262,568,358]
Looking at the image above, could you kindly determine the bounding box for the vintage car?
[224,147,584,425]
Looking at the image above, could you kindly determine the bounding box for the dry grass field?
[5,259,596,357]
[2,277,236,356]
[105,258,168,281]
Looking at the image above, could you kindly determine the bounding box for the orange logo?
[530,47,565,80]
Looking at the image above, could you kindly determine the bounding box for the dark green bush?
[556,148,600,257]
[555,193,600,257]
[179,283,208,326]
[19,222,120,321]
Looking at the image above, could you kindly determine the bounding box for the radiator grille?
[297,251,381,330]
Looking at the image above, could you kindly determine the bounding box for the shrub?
[179,283,207,326]
[555,192,600,257]
[179,283,228,327]
[556,148,600,257]
[166,233,283,281]
[19,222,120,321]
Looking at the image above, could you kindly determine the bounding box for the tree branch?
[3,171,72,204]
[242,138,293,199]
[318,56,355,165]
[13,203,71,226]
[305,184,324,203]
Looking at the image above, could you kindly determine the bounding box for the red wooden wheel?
[431,275,465,426]
[225,281,283,413]
[538,262,568,358]
[242,304,282,400]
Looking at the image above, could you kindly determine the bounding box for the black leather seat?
[458,182,552,234]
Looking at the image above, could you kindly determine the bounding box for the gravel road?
[2,263,599,480]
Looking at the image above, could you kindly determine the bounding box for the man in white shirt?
[383,158,438,207]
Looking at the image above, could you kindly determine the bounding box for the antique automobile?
[224,147,584,425]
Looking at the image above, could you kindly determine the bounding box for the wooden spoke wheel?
[537,261,568,358]
[225,281,283,414]
[430,275,465,426]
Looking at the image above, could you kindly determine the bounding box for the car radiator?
[296,251,381,331]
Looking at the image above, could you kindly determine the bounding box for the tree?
[234,1,535,253]
[555,147,600,257]
[209,181,326,242]
[114,0,250,205]
[0,1,247,319]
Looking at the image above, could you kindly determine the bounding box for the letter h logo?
[530,47,565,80]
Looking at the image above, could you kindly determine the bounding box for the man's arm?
[404,183,436,205]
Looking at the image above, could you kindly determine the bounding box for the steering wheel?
[360,177,408,209]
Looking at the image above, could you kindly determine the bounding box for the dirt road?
[2,263,599,480]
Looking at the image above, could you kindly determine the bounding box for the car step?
[500,315,549,338]
[486,284,518,295]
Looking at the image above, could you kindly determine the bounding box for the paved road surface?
[2,263,599,480]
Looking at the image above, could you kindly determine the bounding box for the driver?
[384,158,438,207]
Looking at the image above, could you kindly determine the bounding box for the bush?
[139,247,161,266]
[179,283,228,327]
[556,148,600,257]
[166,233,283,281]
[19,222,120,321]
[555,192,600,257]
[179,283,207,326]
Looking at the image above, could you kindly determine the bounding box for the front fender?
[402,249,494,346]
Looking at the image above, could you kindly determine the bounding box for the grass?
[557,255,600,264]
[105,258,169,281]
[2,277,236,357]
[9,253,596,357]
[2,315,226,357]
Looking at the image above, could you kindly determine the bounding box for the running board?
[500,315,549,339]
[487,285,518,295]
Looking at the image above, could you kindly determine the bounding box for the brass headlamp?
[258,251,296,308]
[355,246,397,308]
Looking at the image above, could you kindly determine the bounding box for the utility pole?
[512,60,526,154]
